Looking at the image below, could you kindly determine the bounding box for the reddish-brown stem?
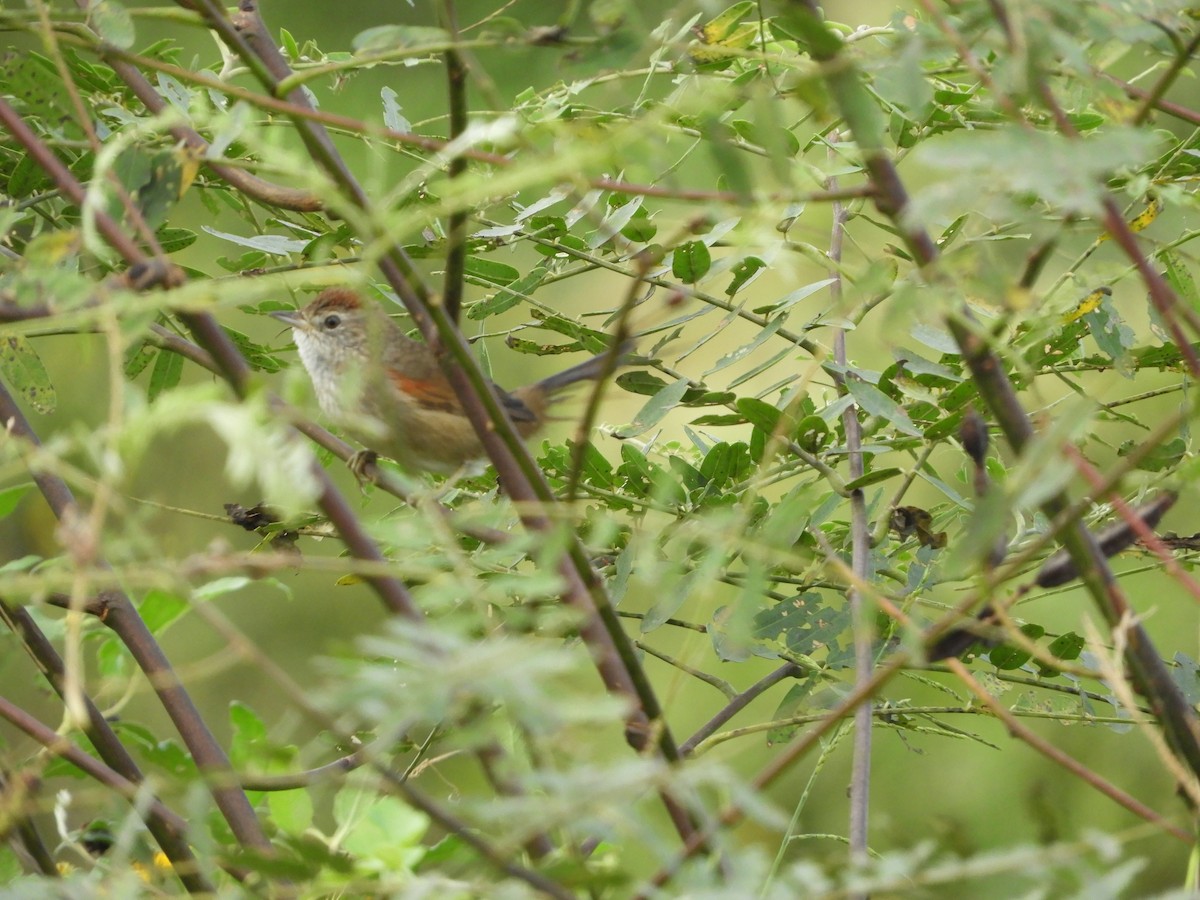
[0,384,271,855]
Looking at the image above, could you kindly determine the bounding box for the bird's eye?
[322,314,341,330]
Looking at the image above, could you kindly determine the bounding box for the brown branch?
[190,0,710,849]
[189,590,564,886]
[0,696,195,851]
[43,25,873,208]
[638,654,911,898]
[440,0,469,323]
[95,44,322,211]
[797,0,1200,783]
[0,769,59,877]
[679,663,801,756]
[1130,29,1200,126]
[1104,73,1200,128]
[0,604,208,883]
[828,155,872,865]
[945,659,1192,843]
[0,384,270,855]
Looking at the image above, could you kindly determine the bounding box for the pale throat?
[294,329,363,419]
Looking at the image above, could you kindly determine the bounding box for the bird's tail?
[535,340,632,395]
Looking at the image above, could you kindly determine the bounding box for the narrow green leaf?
[706,317,785,375]
[463,256,521,286]
[845,378,921,436]
[279,27,299,60]
[467,265,547,320]
[148,346,183,400]
[589,197,643,248]
[844,467,902,491]
[352,25,450,54]
[752,277,835,314]
[618,377,691,437]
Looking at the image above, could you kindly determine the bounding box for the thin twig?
[827,140,873,870]
[679,663,801,755]
[439,0,469,323]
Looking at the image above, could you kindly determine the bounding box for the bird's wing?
[387,369,537,423]
[387,370,463,414]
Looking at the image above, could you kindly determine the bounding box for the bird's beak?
[268,309,304,329]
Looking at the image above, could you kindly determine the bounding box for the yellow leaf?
[1061,286,1112,324]
[699,1,755,44]
[174,144,201,197]
[23,230,80,266]
[1100,196,1161,241]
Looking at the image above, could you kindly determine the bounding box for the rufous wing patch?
[388,370,462,414]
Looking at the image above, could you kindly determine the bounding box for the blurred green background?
[1,0,1196,894]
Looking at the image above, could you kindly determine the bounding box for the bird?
[270,287,625,474]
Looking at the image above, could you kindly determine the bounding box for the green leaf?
[705,316,785,375]
[845,378,921,436]
[270,789,314,837]
[0,483,33,519]
[617,443,655,496]
[336,792,429,871]
[1161,251,1198,308]
[88,0,135,50]
[147,345,183,400]
[1082,294,1134,376]
[615,371,734,406]
[642,553,720,632]
[621,214,657,243]
[279,27,299,61]
[795,415,829,451]
[725,256,766,296]
[752,277,836,314]
[380,85,411,132]
[699,1,755,43]
[468,264,548,320]
[618,376,691,438]
[1117,437,1185,472]
[1171,653,1200,706]
[589,197,644,248]
[699,441,752,486]
[463,256,521,286]
[765,675,820,745]
[913,125,1158,218]
[124,340,157,379]
[156,226,197,253]
[352,25,450,54]
[672,240,711,283]
[735,397,781,434]
[989,625,1045,670]
[193,576,253,601]
[7,154,52,198]
[204,227,307,255]
[1038,632,1086,676]
[138,589,188,634]
[0,334,56,413]
[844,467,902,491]
[222,327,285,373]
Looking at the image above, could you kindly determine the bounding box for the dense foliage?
[1,0,1199,896]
